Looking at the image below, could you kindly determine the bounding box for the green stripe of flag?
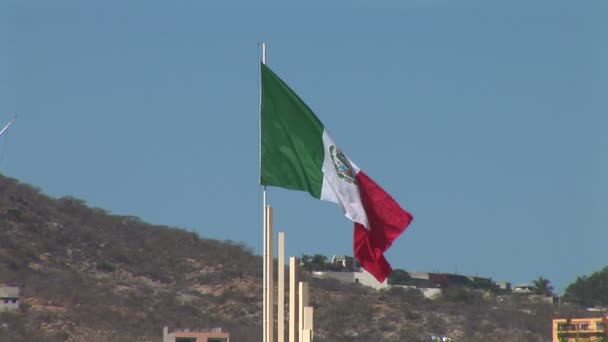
[260,63,325,199]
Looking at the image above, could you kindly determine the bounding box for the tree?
[300,254,331,271]
[564,266,608,307]
[310,254,329,271]
[300,254,313,271]
[532,277,554,296]
[388,268,411,285]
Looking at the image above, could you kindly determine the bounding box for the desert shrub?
[311,277,343,292]
[96,261,116,273]
[385,286,427,306]
[564,266,608,307]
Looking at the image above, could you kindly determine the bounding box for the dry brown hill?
[0,175,581,341]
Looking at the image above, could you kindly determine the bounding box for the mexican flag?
[260,63,413,283]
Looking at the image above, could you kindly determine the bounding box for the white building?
[512,284,535,294]
[0,285,20,312]
[312,269,388,290]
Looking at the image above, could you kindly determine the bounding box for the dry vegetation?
[0,175,592,341]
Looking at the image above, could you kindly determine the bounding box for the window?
[557,324,569,331]
[597,323,605,331]
[580,323,589,331]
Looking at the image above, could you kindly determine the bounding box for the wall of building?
[409,272,430,280]
[552,317,607,342]
[495,281,511,290]
[312,271,355,283]
[0,298,19,312]
[0,286,20,312]
[0,287,19,298]
[312,270,388,290]
[512,284,535,293]
[354,270,388,290]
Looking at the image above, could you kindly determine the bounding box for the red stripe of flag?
[353,171,413,283]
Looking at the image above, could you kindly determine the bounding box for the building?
[512,284,535,294]
[163,327,230,342]
[393,285,442,299]
[409,272,430,280]
[0,285,20,312]
[495,281,511,291]
[331,255,360,272]
[312,269,388,290]
[552,315,608,342]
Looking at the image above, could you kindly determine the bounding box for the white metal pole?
[263,189,267,342]
[289,257,297,342]
[260,41,267,342]
[266,206,274,342]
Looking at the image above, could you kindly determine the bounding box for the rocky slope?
[0,175,570,341]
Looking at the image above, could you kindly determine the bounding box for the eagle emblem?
[329,145,357,185]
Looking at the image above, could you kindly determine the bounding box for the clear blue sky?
[1,0,606,294]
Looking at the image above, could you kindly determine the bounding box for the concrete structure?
[289,257,297,342]
[0,286,20,312]
[495,281,511,291]
[355,270,388,289]
[312,270,353,283]
[529,294,554,304]
[303,306,314,342]
[331,255,360,272]
[312,269,388,290]
[409,272,430,280]
[552,315,608,342]
[277,232,285,342]
[298,282,309,342]
[512,284,535,294]
[392,285,442,299]
[162,327,229,342]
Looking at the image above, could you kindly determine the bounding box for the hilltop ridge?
[0,175,262,341]
[0,175,586,341]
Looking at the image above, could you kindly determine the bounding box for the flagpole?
[260,42,268,342]
[263,188,267,342]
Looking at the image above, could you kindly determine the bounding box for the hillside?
[0,175,262,341]
[0,175,588,341]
